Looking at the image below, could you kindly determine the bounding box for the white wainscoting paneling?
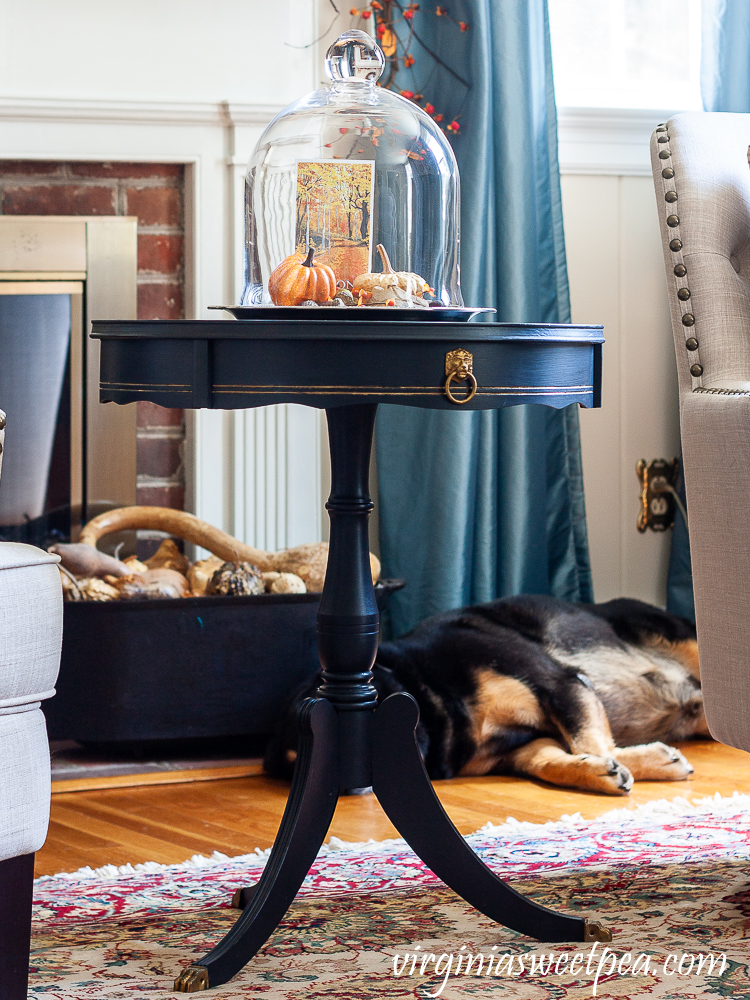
[561,173,680,606]
[232,403,323,552]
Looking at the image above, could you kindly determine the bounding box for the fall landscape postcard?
[295,159,374,288]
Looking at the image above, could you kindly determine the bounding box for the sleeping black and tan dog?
[264,595,709,795]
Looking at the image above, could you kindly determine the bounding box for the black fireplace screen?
[0,294,74,546]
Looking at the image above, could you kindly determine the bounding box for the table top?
[92,318,603,411]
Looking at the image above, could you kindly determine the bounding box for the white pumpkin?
[353,245,431,306]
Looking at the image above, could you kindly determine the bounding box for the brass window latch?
[444,348,477,404]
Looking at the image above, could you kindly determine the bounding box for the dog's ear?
[644,636,700,682]
[671,639,700,682]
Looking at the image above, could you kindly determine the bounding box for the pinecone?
[207,561,265,596]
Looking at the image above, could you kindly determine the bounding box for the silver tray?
[210,305,495,323]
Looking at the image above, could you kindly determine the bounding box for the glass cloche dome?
[241,30,462,310]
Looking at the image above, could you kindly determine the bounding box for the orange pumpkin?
[269,248,336,306]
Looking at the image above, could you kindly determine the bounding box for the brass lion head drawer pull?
[444,348,477,404]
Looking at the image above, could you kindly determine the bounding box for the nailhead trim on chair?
[655,120,705,390]
[694,386,750,395]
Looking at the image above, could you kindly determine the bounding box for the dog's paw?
[575,754,634,795]
[614,742,694,781]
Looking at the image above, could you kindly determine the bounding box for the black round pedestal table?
[92,317,606,992]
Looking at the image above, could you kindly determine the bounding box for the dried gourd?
[266,542,379,593]
[188,556,224,597]
[267,572,306,594]
[117,568,190,600]
[59,567,83,601]
[122,556,149,575]
[145,538,189,574]
[269,247,337,306]
[207,562,265,597]
[78,577,120,601]
[79,506,381,593]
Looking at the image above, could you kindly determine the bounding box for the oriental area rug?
[31,794,750,998]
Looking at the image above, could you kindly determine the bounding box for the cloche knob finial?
[325,30,385,84]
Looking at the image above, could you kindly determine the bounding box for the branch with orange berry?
[348,0,469,136]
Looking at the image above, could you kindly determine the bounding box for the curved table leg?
[174,698,340,992]
[371,692,593,943]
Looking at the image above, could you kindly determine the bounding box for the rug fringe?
[39,790,750,883]
[476,790,750,836]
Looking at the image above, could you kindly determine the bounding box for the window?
[549,0,702,110]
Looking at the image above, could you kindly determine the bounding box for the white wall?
[559,111,682,607]
[0,1,316,106]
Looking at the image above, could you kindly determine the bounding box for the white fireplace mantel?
[0,96,276,127]
[0,96,333,555]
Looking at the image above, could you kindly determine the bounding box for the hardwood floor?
[36,740,750,877]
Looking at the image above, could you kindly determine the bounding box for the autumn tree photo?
[295,160,374,286]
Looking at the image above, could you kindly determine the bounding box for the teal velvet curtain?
[375,0,593,638]
[663,0,750,624]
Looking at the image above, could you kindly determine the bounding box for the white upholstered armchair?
[651,112,750,752]
[0,409,63,998]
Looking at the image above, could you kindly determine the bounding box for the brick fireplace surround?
[0,160,186,512]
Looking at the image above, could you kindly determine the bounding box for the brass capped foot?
[584,919,613,943]
[174,965,209,992]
